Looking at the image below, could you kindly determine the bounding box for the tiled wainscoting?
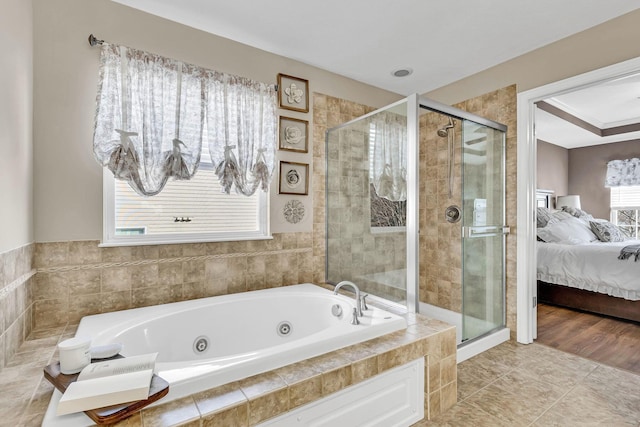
[0,243,35,372]
[33,234,313,329]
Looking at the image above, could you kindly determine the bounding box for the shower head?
[437,118,456,137]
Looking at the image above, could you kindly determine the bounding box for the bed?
[536,192,640,323]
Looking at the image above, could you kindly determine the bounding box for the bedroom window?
[610,185,640,238]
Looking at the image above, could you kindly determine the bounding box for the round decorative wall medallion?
[283,200,305,224]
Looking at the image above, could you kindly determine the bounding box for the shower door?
[460,120,507,342]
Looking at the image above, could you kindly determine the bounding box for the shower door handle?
[462,225,510,238]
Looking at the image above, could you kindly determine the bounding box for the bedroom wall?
[537,139,569,203]
[568,139,640,219]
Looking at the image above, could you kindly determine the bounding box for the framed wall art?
[279,161,309,195]
[279,116,309,153]
[277,73,309,113]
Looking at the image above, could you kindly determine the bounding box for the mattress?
[537,240,640,301]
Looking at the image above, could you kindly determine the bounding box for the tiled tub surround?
[1,312,455,426]
[33,234,313,330]
[47,283,408,417]
[0,243,35,372]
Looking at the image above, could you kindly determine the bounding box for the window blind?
[610,185,640,209]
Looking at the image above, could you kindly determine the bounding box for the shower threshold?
[419,302,509,363]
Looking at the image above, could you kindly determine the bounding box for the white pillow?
[536,217,599,244]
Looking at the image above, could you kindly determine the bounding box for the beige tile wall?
[314,87,518,331]
[320,101,406,302]
[0,243,35,371]
[419,111,463,312]
[33,234,313,329]
[418,85,517,325]
[311,94,377,285]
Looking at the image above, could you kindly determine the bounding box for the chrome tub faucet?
[333,280,364,323]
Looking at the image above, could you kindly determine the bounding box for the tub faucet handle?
[360,294,369,311]
[350,307,360,325]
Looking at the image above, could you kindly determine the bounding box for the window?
[103,149,269,247]
[94,44,276,246]
[610,185,640,238]
[368,122,406,232]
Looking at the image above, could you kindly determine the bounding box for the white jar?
[58,336,92,375]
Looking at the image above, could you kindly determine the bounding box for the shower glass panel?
[325,100,408,305]
[460,121,506,342]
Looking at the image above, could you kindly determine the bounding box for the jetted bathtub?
[44,283,407,426]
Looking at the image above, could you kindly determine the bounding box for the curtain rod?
[88,34,105,47]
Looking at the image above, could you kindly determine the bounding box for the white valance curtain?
[205,72,277,196]
[93,44,277,197]
[370,112,407,201]
[605,158,640,187]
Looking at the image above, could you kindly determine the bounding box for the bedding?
[589,220,628,242]
[537,239,640,301]
[536,216,599,244]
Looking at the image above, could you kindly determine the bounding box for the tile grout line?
[526,361,603,426]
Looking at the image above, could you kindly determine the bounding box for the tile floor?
[415,340,640,426]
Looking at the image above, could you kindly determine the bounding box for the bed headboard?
[536,189,554,209]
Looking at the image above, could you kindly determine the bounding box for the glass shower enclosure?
[325,95,508,347]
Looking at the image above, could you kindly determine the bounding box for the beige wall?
[0,0,34,369]
[537,140,569,200]
[32,0,401,243]
[0,0,33,254]
[568,139,640,219]
[425,9,640,104]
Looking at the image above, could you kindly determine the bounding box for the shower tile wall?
[314,94,406,302]
[419,86,517,332]
[33,234,313,329]
[0,243,35,371]
[419,113,463,313]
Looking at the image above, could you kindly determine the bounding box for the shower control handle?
[445,205,461,223]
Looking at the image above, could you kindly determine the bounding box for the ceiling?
[535,72,640,149]
[112,0,640,95]
[112,0,640,150]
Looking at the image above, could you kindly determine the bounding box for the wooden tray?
[43,356,169,425]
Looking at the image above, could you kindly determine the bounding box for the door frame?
[516,55,640,344]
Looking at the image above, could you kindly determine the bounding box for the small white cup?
[58,336,92,375]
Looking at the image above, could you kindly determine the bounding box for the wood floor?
[536,302,640,375]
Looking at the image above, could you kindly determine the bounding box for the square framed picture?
[279,161,309,195]
[279,116,309,153]
[277,73,309,113]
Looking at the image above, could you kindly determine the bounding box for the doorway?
[516,56,640,344]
